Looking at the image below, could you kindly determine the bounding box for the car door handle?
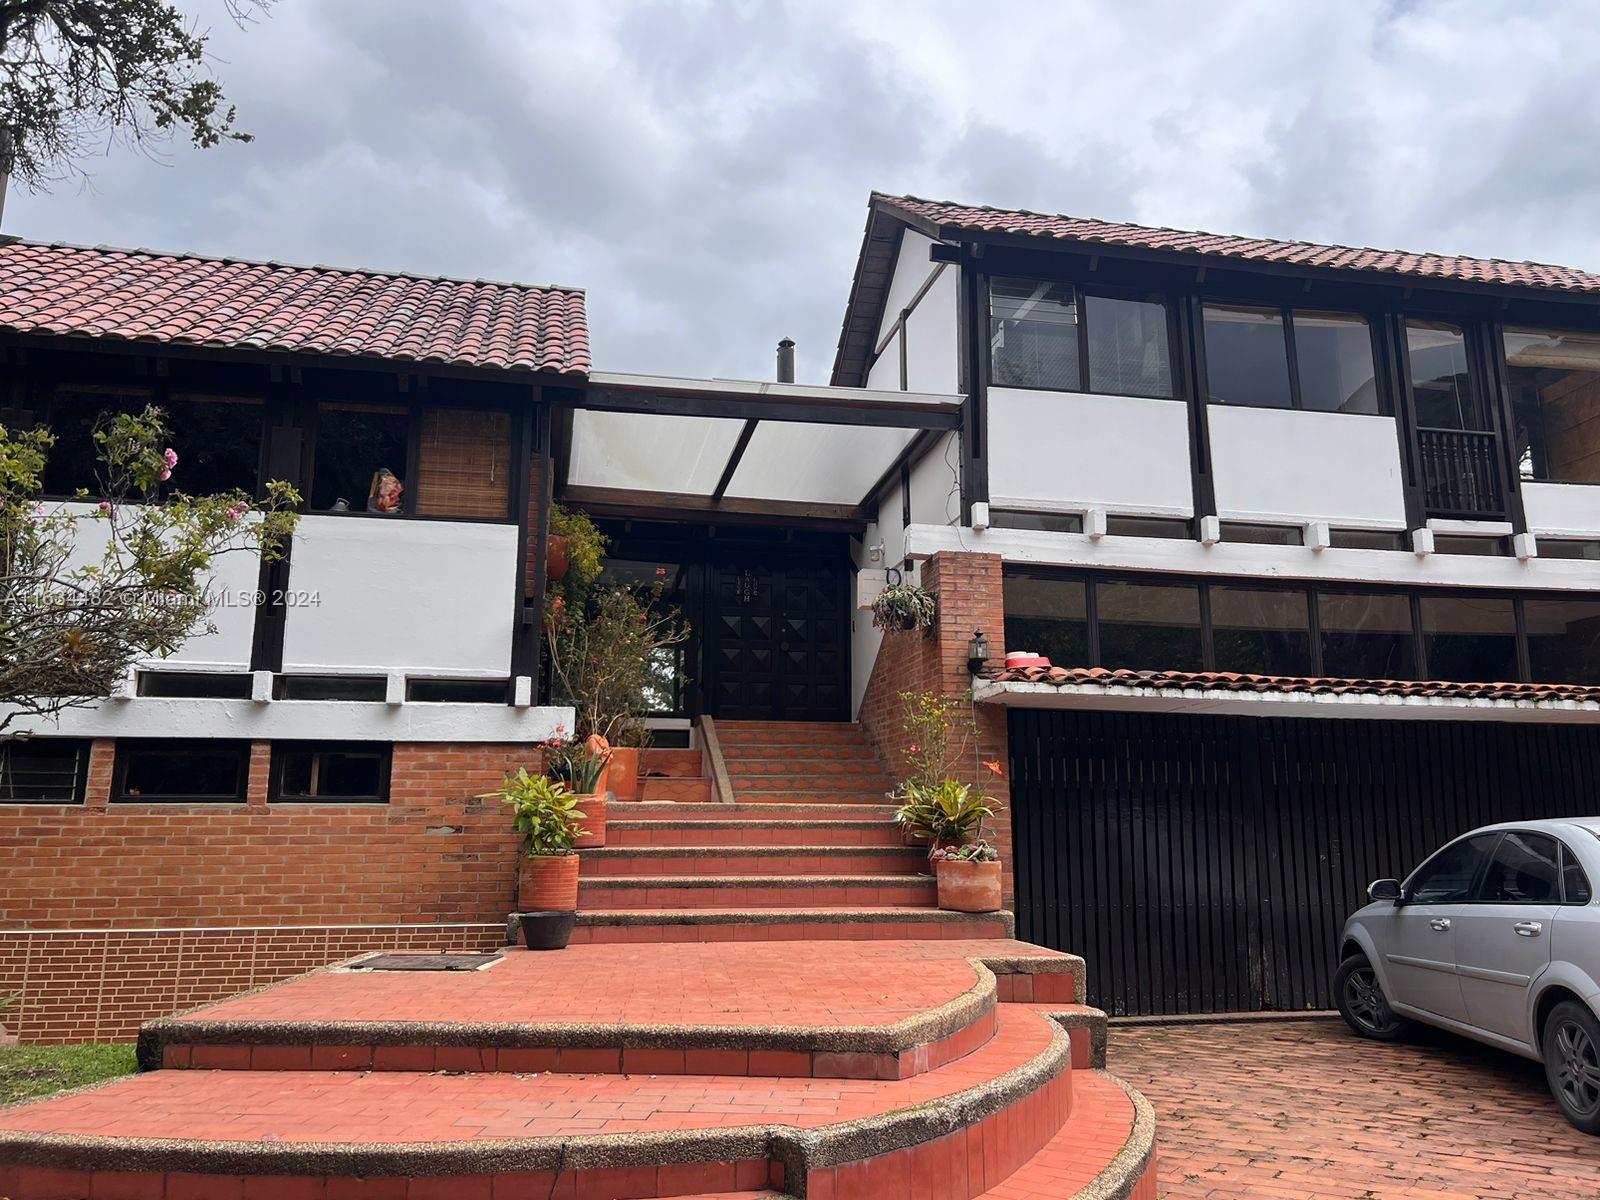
[1514,921,1543,937]
[1430,918,1451,932]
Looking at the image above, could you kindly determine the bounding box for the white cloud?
[14,0,1600,382]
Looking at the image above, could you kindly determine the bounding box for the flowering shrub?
[0,405,299,731]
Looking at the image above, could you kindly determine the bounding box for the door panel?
[1384,905,1468,1022]
[1456,831,1562,1045]
[709,560,847,721]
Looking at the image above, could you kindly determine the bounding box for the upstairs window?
[1503,327,1600,484]
[1203,306,1378,414]
[39,387,149,497]
[1406,320,1488,431]
[311,403,410,514]
[990,278,1173,398]
[415,407,512,519]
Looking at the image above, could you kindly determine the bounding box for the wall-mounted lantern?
[967,630,990,675]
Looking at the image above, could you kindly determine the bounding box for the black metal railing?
[1419,428,1503,518]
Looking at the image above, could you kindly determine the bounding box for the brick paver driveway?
[1112,1016,1600,1199]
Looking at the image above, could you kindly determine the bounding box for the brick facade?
[1,742,540,1043]
[859,552,1014,907]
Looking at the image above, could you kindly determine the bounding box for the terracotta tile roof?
[982,664,1600,705]
[877,193,1600,295]
[0,240,590,376]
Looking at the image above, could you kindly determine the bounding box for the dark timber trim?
[559,485,867,532]
[579,384,961,429]
[508,392,541,698]
[711,419,759,502]
[524,401,554,703]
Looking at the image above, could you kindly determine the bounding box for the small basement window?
[274,675,388,702]
[406,678,508,703]
[114,739,250,802]
[1218,522,1303,546]
[1104,515,1192,539]
[1329,528,1408,551]
[1432,535,1511,557]
[0,739,90,803]
[271,742,390,803]
[1538,539,1600,561]
[138,672,254,699]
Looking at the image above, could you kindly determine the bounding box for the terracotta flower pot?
[936,858,1002,913]
[546,534,571,582]
[572,792,607,848]
[606,747,640,802]
[518,854,579,912]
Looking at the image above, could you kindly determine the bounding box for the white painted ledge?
[2,698,574,743]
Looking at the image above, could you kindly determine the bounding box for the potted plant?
[546,733,611,847]
[872,581,936,632]
[895,774,1005,913]
[546,504,604,590]
[930,841,1003,913]
[480,768,586,950]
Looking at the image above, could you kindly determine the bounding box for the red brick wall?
[859,552,1014,907]
[0,742,543,1042]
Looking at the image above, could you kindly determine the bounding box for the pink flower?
[97,501,112,514]
[34,502,45,517]
[163,448,179,469]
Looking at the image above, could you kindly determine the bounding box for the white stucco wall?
[865,230,960,396]
[908,433,961,528]
[988,388,1194,517]
[282,515,517,675]
[1208,407,1407,529]
[1522,481,1600,539]
[51,501,262,670]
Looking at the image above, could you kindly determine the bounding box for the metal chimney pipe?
[776,338,795,383]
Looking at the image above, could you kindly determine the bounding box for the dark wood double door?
[708,560,848,721]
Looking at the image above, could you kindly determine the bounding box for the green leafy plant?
[895,778,998,851]
[544,504,606,626]
[480,768,585,858]
[543,735,610,794]
[871,581,936,632]
[931,840,999,863]
[548,581,690,748]
[894,690,976,795]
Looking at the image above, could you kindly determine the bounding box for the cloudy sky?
[15,1,1600,382]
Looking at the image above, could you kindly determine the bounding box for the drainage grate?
[350,954,500,972]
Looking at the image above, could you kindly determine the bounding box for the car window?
[1477,832,1560,904]
[1407,833,1499,903]
[1562,843,1594,905]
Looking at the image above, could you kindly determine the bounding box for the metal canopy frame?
[557,372,963,526]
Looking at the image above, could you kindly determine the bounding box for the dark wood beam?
[559,484,867,532]
[579,386,961,429]
[711,419,759,501]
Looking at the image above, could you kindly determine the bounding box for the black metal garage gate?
[1008,708,1600,1016]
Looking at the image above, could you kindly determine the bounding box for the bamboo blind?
[415,407,512,518]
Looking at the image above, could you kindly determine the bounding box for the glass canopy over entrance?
[562,372,964,523]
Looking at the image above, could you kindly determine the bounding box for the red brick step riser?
[638,749,704,777]
[725,759,895,779]
[636,778,714,803]
[570,911,1012,943]
[610,802,898,822]
[578,848,929,877]
[606,820,907,848]
[578,877,936,910]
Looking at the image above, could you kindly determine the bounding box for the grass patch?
[0,1042,138,1105]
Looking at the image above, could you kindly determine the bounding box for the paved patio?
[1112,1016,1600,1200]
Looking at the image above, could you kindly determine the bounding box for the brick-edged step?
[716,725,876,747]
[580,845,930,877]
[608,818,907,848]
[580,875,935,910]
[727,757,893,779]
[735,788,896,805]
[640,748,703,777]
[571,907,1013,943]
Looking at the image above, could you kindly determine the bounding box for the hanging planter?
[871,582,936,633]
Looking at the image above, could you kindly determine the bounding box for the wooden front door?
[709,560,848,721]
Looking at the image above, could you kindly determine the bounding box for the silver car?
[1336,818,1600,1133]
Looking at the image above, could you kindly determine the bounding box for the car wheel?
[1543,1001,1600,1135]
[1334,955,1412,1041]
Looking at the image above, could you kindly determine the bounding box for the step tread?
[581,845,919,857]
[574,907,1007,924]
[0,1008,1056,1147]
[972,1071,1153,1200]
[580,874,933,887]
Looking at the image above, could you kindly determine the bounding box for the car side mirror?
[1368,878,1403,903]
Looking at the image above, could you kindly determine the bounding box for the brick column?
[84,739,115,806]
[246,741,272,806]
[859,551,1015,908]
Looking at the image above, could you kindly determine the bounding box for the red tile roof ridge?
[873,192,1600,293]
[1,235,586,295]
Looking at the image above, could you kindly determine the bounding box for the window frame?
[988,277,1180,402]
[1472,830,1563,906]
[998,565,1600,686]
[1559,840,1594,906]
[1202,302,1386,416]
[0,737,92,805]
[1401,314,1496,435]
[1501,323,1600,488]
[1403,831,1501,905]
[111,738,251,803]
[269,740,392,804]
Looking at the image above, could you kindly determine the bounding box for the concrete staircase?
[575,722,1010,943]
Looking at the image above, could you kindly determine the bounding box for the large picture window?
[1210,585,1313,676]
[990,278,1173,398]
[1095,579,1203,671]
[1504,327,1600,485]
[1203,305,1378,414]
[311,403,410,514]
[1002,574,1090,669]
[1416,595,1519,684]
[1524,596,1600,685]
[1318,592,1416,680]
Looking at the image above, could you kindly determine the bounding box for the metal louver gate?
[1008,708,1600,1016]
